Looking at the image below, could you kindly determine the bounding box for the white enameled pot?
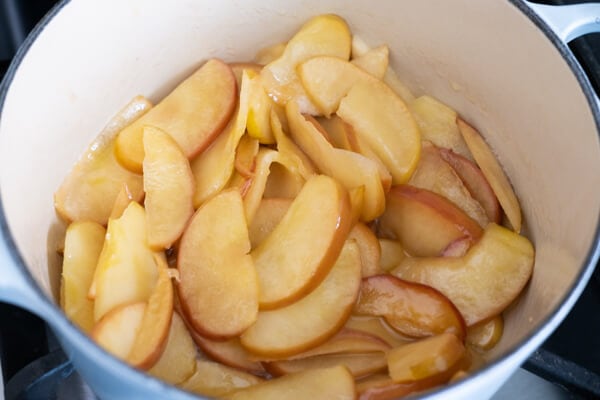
[1,1,600,399]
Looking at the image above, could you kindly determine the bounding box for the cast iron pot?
[1,1,599,399]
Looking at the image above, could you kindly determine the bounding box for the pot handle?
[526,2,600,43]
[0,232,50,317]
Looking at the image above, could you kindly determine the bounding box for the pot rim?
[0,0,598,398]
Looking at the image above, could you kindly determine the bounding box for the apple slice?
[466,315,504,350]
[378,185,483,257]
[439,147,501,223]
[260,14,351,115]
[265,352,387,378]
[93,202,159,321]
[349,223,384,277]
[457,118,522,233]
[263,163,305,199]
[230,62,263,89]
[441,236,472,257]
[409,95,472,160]
[379,239,406,271]
[354,275,466,340]
[191,333,266,376]
[61,221,106,333]
[392,223,534,325]
[247,72,276,144]
[178,189,258,340]
[127,255,173,369]
[235,134,260,179]
[180,359,263,398]
[191,69,252,207]
[54,96,149,225]
[337,79,421,184]
[142,126,194,249]
[109,183,138,220]
[409,142,488,228]
[248,198,292,248]
[147,312,197,385]
[351,45,389,80]
[115,59,237,173]
[91,301,146,360]
[241,240,362,357]
[254,42,286,65]
[225,366,355,400]
[252,174,351,309]
[286,101,385,221]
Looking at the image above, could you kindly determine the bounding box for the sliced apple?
[230,62,263,89]
[270,108,316,180]
[263,163,305,199]
[109,183,138,220]
[337,79,421,184]
[457,118,522,233]
[247,72,276,144]
[260,14,351,115]
[178,189,258,340]
[354,275,466,340]
[241,240,362,357]
[142,126,194,249]
[252,174,351,309]
[225,366,355,400]
[466,315,504,350]
[379,239,406,271]
[248,197,292,248]
[180,359,263,398]
[265,352,387,378]
[392,223,534,325]
[439,147,501,224]
[54,96,149,225]
[191,333,266,376]
[93,202,159,321]
[345,316,410,349]
[409,95,472,160]
[286,101,385,221]
[409,142,488,228]
[387,333,466,383]
[254,42,286,65]
[127,255,173,369]
[378,185,483,257]
[235,134,260,178]
[115,59,237,172]
[441,236,472,257]
[61,221,106,333]
[191,69,252,207]
[349,223,384,277]
[351,44,389,80]
[147,312,197,385]
[91,301,146,360]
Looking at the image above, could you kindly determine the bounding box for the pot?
[1,1,599,399]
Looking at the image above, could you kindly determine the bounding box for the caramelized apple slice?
[466,315,504,350]
[143,126,195,249]
[351,45,389,79]
[61,221,105,332]
[91,301,146,359]
[252,175,351,309]
[147,312,197,385]
[260,14,351,115]
[378,239,406,271]
[286,102,385,221]
[457,118,522,232]
[265,352,387,378]
[378,185,483,257]
[354,275,466,340]
[93,202,159,321]
[191,333,266,376]
[235,134,260,178]
[387,333,465,383]
[409,143,488,227]
[247,73,276,144]
[191,69,252,207]
[178,189,258,340]
[54,96,149,225]
[248,198,292,248]
[180,359,263,398]
[392,223,534,325]
[345,316,410,349]
[263,163,305,199]
[241,240,362,357]
[127,255,173,369]
[337,79,421,184]
[115,59,237,172]
[439,148,501,223]
[225,366,355,400]
[349,223,384,277]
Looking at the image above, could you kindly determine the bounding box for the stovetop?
[1,1,600,399]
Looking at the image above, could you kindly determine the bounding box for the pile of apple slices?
[55,13,534,400]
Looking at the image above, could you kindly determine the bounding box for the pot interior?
[1,0,599,389]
